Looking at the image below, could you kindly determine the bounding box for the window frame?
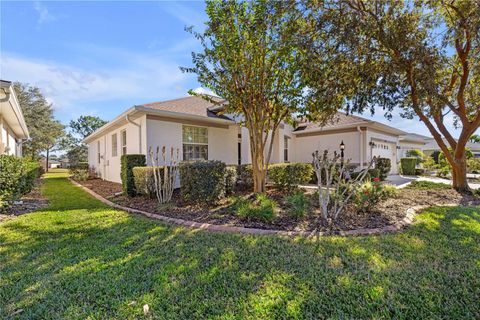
[182,125,208,161]
[121,129,127,156]
[283,136,289,162]
[111,133,118,157]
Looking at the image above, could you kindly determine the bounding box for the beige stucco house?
[0,80,29,156]
[85,96,417,183]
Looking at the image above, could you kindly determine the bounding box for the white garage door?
[372,141,397,174]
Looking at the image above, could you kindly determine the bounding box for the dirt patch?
[75,178,123,199]
[76,178,480,233]
[1,178,49,219]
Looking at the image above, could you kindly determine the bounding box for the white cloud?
[192,87,218,97]
[1,51,190,118]
[34,1,56,24]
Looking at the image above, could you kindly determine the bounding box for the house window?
[97,141,101,164]
[121,130,127,155]
[284,136,289,162]
[112,133,118,157]
[182,126,208,160]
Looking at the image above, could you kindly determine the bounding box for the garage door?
[372,141,397,174]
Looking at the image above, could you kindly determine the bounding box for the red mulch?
[75,178,480,233]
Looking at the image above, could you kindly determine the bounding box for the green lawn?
[1,170,479,319]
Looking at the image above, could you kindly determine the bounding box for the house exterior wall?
[88,115,146,183]
[398,141,425,160]
[291,131,362,166]
[0,118,21,156]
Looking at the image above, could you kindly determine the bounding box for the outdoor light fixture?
[369,141,376,148]
[340,140,345,164]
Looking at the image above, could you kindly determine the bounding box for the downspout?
[126,114,142,154]
[103,135,107,181]
[357,126,363,169]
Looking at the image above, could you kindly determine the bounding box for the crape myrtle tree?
[304,0,479,192]
[182,0,344,192]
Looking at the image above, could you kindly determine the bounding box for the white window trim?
[111,133,118,157]
[182,125,208,161]
[121,129,127,156]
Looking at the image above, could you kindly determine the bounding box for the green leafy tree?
[61,115,107,166]
[13,83,64,161]
[305,0,479,192]
[182,0,341,192]
[469,134,480,143]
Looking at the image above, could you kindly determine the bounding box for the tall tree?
[182,0,342,192]
[305,0,479,191]
[469,134,480,143]
[13,83,64,160]
[61,115,107,166]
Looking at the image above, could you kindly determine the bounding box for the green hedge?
[376,158,391,181]
[121,154,146,197]
[268,163,313,190]
[401,157,417,175]
[0,155,41,209]
[225,165,237,195]
[132,166,163,198]
[179,160,227,205]
[350,168,380,181]
[237,164,253,190]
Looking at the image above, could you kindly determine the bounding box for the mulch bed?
[75,178,480,233]
[0,178,49,222]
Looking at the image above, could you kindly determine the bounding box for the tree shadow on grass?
[1,191,479,319]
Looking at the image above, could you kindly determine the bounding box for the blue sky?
[0,1,467,138]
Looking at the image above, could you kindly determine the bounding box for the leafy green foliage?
[468,158,480,174]
[268,163,313,191]
[121,154,146,197]
[406,149,425,166]
[235,194,277,222]
[1,170,479,318]
[353,180,397,213]
[284,191,310,218]
[0,155,41,209]
[71,169,89,181]
[236,164,253,191]
[401,158,417,176]
[179,160,226,205]
[407,181,451,190]
[132,166,162,198]
[13,82,64,161]
[225,165,237,195]
[350,168,380,181]
[375,158,391,181]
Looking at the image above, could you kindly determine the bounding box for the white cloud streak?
[34,1,56,24]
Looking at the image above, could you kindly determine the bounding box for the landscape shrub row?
[268,163,313,191]
[121,154,146,196]
[401,157,417,175]
[0,155,41,210]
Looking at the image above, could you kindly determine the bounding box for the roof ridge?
[140,95,195,106]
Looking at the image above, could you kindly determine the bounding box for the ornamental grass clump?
[236,194,277,222]
[284,191,310,218]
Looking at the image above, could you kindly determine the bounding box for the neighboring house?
[398,132,429,160]
[424,138,480,158]
[85,96,410,184]
[0,80,29,156]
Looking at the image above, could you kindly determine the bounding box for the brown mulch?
[1,178,49,222]
[75,178,480,232]
[75,178,123,199]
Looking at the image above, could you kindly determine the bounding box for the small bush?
[132,166,163,198]
[407,180,451,190]
[225,166,237,195]
[268,163,313,191]
[121,154,146,197]
[415,168,425,175]
[405,149,425,165]
[353,180,396,213]
[71,169,89,181]
[179,160,226,205]
[401,158,417,175]
[350,168,380,181]
[467,158,480,173]
[236,194,277,222]
[71,162,89,170]
[376,158,391,181]
[0,155,41,209]
[237,164,253,190]
[284,191,310,218]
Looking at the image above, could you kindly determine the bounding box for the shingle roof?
[295,112,370,131]
[140,96,231,120]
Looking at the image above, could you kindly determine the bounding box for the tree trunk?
[251,142,266,193]
[451,155,469,192]
[46,148,50,172]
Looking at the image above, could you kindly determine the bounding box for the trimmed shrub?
[121,154,146,197]
[237,164,253,190]
[236,194,277,222]
[0,155,41,209]
[71,162,89,170]
[415,168,425,176]
[71,169,89,181]
[376,158,391,181]
[225,165,237,195]
[179,160,227,205]
[284,191,310,218]
[400,157,417,175]
[268,163,313,191]
[132,166,163,198]
[353,180,397,213]
[407,180,451,190]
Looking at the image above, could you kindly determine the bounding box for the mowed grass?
[1,170,479,319]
